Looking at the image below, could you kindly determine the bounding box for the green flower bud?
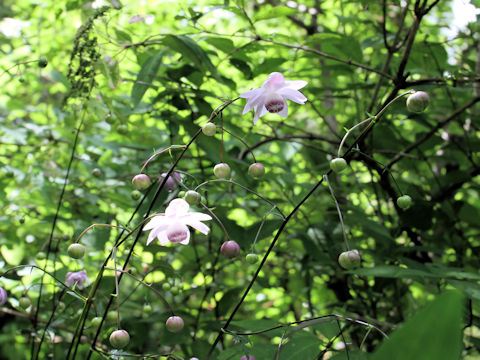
[397,195,412,210]
[67,243,85,259]
[109,329,130,348]
[214,163,231,178]
[248,163,265,178]
[330,158,348,173]
[184,190,201,205]
[406,91,430,113]
[202,122,217,136]
[338,250,361,270]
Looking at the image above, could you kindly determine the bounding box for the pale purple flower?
[143,198,212,246]
[65,271,89,289]
[0,287,7,306]
[239,72,308,124]
[240,356,255,360]
[159,172,182,192]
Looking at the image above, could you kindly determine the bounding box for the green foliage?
[0,0,479,359]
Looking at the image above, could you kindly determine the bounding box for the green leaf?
[253,5,298,21]
[163,34,216,74]
[369,291,464,360]
[278,331,322,360]
[131,51,163,107]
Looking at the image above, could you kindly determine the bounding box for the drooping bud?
[397,195,413,210]
[184,190,201,205]
[214,163,231,178]
[159,172,181,191]
[245,253,259,264]
[92,168,101,178]
[240,356,256,360]
[91,316,102,327]
[67,243,85,259]
[330,158,348,173]
[406,91,430,113]
[131,190,141,200]
[166,222,189,243]
[38,57,48,68]
[19,296,31,309]
[265,94,285,113]
[202,122,217,136]
[221,241,240,258]
[338,250,361,270]
[166,316,184,333]
[109,329,130,349]
[248,163,265,178]
[0,287,7,306]
[132,174,151,190]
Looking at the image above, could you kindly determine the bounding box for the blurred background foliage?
[0,0,479,359]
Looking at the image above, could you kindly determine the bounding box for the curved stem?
[324,175,349,251]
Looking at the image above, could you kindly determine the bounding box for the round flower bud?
[91,316,102,327]
[67,243,85,259]
[19,296,31,309]
[143,304,152,314]
[116,124,128,135]
[338,250,361,270]
[166,316,184,333]
[178,190,186,198]
[248,163,265,178]
[397,195,413,210]
[214,163,231,178]
[162,282,171,291]
[131,190,141,200]
[330,158,347,173]
[109,329,130,349]
[166,222,189,243]
[202,122,216,136]
[92,168,101,178]
[0,287,7,306]
[245,253,259,264]
[406,91,430,113]
[159,172,181,191]
[106,311,117,324]
[240,356,255,360]
[184,190,201,205]
[132,174,151,190]
[221,241,240,258]
[38,57,48,68]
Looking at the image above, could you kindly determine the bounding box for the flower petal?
[253,103,268,125]
[239,87,263,99]
[284,80,308,90]
[263,72,285,90]
[166,198,190,217]
[157,230,169,246]
[147,226,164,245]
[184,218,210,235]
[277,88,307,104]
[278,101,289,118]
[143,215,167,230]
[187,212,212,221]
[179,229,191,245]
[242,94,266,115]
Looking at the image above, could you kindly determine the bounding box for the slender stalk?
[324,175,349,251]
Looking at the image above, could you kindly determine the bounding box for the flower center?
[166,222,189,243]
[265,94,285,113]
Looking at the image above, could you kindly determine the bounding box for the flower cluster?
[144,198,212,246]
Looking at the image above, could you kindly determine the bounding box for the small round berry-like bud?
[397,195,413,210]
[109,329,130,349]
[221,241,240,258]
[91,316,102,327]
[162,282,171,291]
[159,172,181,191]
[67,243,85,259]
[248,163,265,178]
[338,250,361,270]
[131,190,141,200]
[214,163,231,178]
[184,190,201,205]
[166,222,189,243]
[330,158,348,173]
[178,190,186,198]
[0,287,7,306]
[166,316,184,333]
[406,91,430,113]
[117,124,128,135]
[202,122,216,136]
[38,57,48,68]
[106,311,117,324]
[92,168,101,178]
[265,94,285,113]
[245,253,259,264]
[19,296,31,309]
[132,174,151,190]
[143,304,152,314]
